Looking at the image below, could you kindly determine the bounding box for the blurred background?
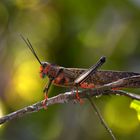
[0,0,140,140]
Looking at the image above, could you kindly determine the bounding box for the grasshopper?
[21,36,140,101]
[21,35,140,140]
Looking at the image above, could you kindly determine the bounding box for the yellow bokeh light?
[4,46,47,109]
[15,0,39,9]
[12,59,42,102]
[0,101,4,128]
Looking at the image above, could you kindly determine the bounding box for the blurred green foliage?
[0,0,140,140]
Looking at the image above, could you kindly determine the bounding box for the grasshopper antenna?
[20,34,42,65]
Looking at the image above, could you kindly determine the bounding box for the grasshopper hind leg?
[74,56,106,102]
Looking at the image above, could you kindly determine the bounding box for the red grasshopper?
[20,35,140,104]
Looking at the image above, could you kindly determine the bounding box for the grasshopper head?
[40,62,51,78]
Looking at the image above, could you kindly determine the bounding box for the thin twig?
[88,97,116,140]
[111,90,140,100]
[103,75,140,89]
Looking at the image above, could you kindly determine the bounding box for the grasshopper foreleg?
[42,68,63,108]
[42,78,53,108]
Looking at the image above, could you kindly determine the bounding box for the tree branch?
[0,89,103,125]
[1,85,140,125]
